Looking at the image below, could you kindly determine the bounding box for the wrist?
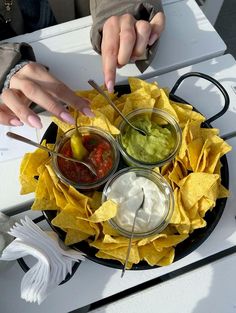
[2,60,30,91]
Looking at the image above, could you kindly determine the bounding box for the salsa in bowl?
[52,126,120,191]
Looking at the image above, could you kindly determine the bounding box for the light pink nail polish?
[106,81,114,93]
[149,33,159,46]
[60,111,75,124]
[28,115,43,129]
[82,107,95,117]
[10,118,24,126]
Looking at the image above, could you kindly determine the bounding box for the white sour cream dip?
[106,172,170,233]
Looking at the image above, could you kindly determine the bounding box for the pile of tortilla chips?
[19,78,232,269]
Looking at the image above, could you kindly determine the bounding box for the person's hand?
[101,11,165,93]
[0,62,93,128]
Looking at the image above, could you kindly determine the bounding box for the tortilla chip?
[65,229,90,245]
[179,173,220,211]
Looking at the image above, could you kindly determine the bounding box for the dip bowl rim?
[102,167,174,238]
[52,126,120,190]
[117,107,182,168]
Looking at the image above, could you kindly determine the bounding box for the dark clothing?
[18,0,57,33]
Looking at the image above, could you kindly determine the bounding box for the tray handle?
[17,215,81,285]
[169,72,230,124]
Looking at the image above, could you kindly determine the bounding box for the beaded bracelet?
[2,60,30,91]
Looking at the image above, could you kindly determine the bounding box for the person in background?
[0,0,165,128]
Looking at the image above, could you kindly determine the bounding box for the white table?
[0,0,227,213]
[0,54,236,313]
[4,0,226,90]
[91,253,236,313]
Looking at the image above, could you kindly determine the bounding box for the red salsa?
[57,133,114,184]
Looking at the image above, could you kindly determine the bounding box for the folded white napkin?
[0,216,85,304]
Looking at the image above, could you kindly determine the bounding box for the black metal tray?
[41,72,230,270]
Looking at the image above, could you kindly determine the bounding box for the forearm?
[0,42,36,91]
[90,0,164,53]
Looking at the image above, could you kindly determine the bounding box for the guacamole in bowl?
[117,108,182,168]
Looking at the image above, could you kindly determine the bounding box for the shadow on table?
[192,264,236,312]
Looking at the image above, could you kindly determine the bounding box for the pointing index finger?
[101,18,120,93]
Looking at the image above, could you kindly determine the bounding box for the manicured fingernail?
[28,115,43,129]
[106,81,114,93]
[60,111,75,124]
[10,118,24,126]
[81,98,90,106]
[82,107,95,117]
[149,33,159,46]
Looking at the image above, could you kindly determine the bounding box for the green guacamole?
[121,116,175,163]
